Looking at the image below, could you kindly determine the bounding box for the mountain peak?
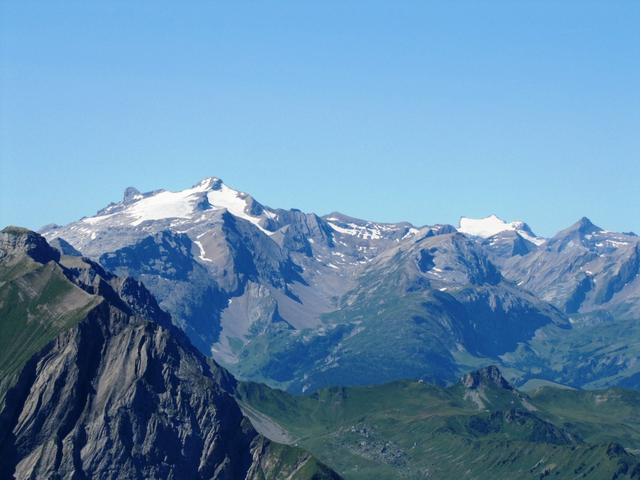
[55,177,277,246]
[194,176,223,191]
[0,227,61,264]
[574,216,600,232]
[461,366,513,390]
[122,186,142,203]
[555,216,602,239]
[324,211,367,224]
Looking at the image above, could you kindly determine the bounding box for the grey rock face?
[0,231,340,480]
[1,302,256,479]
[481,230,537,260]
[123,186,142,203]
[462,365,512,390]
[99,229,228,354]
[501,217,640,315]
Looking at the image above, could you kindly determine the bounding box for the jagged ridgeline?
[38,178,640,392]
[0,227,340,479]
[42,177,640,392]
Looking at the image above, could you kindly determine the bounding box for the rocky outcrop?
[461,365,513,390]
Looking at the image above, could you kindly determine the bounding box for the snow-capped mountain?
[45,177,278,255]
[39,178,640,392]
[457,215,546,261]
[42,178,427,383]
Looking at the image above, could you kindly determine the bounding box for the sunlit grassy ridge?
[0,256,99,403]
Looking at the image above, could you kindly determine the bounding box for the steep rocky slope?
[0,227,339,479]
[501,217,640,315]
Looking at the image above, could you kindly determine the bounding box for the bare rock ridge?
[0,227,340,480]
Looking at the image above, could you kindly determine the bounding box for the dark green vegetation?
[237,366,640,479]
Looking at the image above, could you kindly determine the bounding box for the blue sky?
[1,1,638,237]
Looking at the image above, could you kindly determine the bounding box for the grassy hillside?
[0,256,99,403]
[530,387,640,450]
[237,371,640,479]
[503,310,640,391]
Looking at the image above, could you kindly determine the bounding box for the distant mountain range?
[39,178,640,392]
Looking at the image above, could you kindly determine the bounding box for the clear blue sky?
[1,1,638,237]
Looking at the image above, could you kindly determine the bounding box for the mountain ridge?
[37,177,640,393]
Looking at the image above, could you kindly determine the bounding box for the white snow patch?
[458,214,544,245]
[79,178,276,236]
[519,230,545,246]
[402,228,420,240]
[327,221,384,240]
[82,212,117,224]
[207,183,272,234]
[459,215,521,238]
[128,182,211,226]
[607,239,630,248]
[194,240,213,262]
